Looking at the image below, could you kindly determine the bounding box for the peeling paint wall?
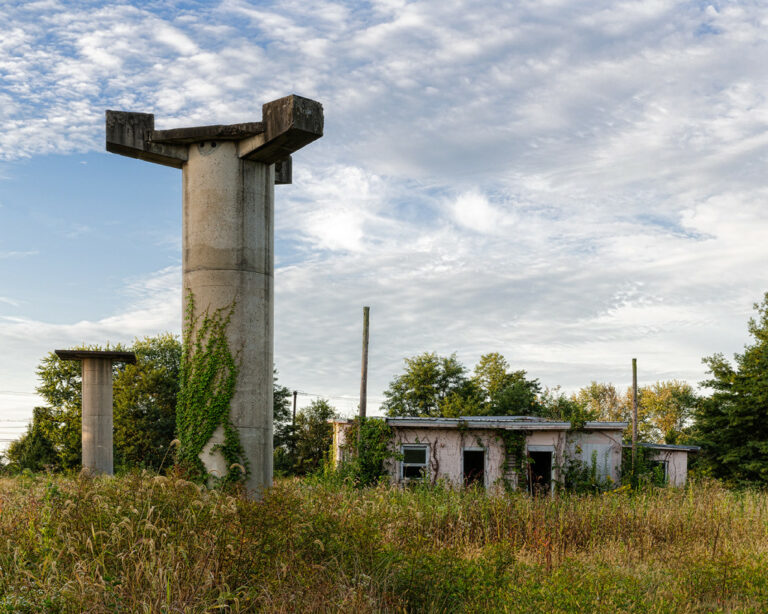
[647,449,689,487]
[389,427,570,490]
[566,430,624,485]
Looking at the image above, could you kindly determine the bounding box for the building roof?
[384,415,627,431]
[623,442,701,452]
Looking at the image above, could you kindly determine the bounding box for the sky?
[2,0,768,448]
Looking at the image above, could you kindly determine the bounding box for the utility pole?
[631,358,638,475]
[359,306,370,445]
[292,390,297,426]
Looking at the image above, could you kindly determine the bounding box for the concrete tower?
[106,95,323,496]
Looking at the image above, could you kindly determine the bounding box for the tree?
[472,352,511,404]
[538,387,594,425]
[6,336,181,472]
[471,353,543,415]
[636,380,697,444]
[272,370,292,448]
[575,382,628,422]
[4,407,60,471]
[695,294,768,484]
[382,352,471,417]
[293,399,338,475]
[113,334,180,469]
[490,371,542,415]
[8,338,298,474]
[574,380,696,443]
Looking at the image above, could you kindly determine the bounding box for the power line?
[0,391,38,396]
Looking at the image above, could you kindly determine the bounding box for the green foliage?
[575,380,698,444]
[113,333,180,470]
[561,448,615,493]
[538,387,595,427]
[2,474,767,612]
[338,417,397,486]
[5,336,181,473]
[176,293,244,484]
[272,371,292,446]
[574,382,627,422]
[472,352,511,403]
[382,352,470,417]
[292,399,338,475]
[621,446,668,488]
[695,293,768,485]
[383,352,545,418]
[4,407,60,472]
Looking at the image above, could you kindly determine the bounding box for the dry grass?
[0,473,766,612]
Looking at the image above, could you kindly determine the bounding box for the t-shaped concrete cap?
[55,350,137,364]
[105,94,323,185]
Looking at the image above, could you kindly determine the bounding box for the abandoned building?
[331,416,698,492]
[623,442,699,487]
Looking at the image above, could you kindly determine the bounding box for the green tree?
[472,353,542,415]
[575,382,628,422]
[272,370,292,448]
[9,336,296,474]
[695,294,768,484]
[472,352,510,404]
[491,371,542,415]
[382,352,471,417]
[293,399,338,475]
[637,380,697,444]
[7,336,181,472]
[538,387,594,425]
[113,334,180,470]
[4,407,60,471]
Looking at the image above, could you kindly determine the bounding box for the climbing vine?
[176,291,246,484]
[497,429,528,491]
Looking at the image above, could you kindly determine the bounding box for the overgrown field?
[0,474,767,613]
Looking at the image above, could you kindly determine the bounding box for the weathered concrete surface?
[183,141,275,494]
[55,350,136,475]
[81,358,114,475]
[106,95,323,497]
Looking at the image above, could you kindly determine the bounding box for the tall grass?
[0,473,766,612]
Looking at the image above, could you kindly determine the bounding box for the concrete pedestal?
[55,350,137,475]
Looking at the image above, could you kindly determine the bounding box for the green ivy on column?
[176,291,246,484]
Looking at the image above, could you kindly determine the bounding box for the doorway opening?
[463,449,485,487]
[528,451,552,496]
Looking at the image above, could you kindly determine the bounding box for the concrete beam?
[106,111,188,169]
[239,95,323,164]
[55,349,137,475]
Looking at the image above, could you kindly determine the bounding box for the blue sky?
[2,0,768,447]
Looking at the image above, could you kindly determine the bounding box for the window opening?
[401,445,428,481]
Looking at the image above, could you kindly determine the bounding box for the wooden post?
[631,358,638,475]
[359,306,370,445]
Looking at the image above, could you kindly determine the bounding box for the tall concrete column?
[55,350,137,475]
[106,95,323,496]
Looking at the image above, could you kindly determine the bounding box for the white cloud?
[0,250,38,259]
[2,0,768,427]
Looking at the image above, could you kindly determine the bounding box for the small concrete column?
[105,95,323,496]
[55,350,137,475]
